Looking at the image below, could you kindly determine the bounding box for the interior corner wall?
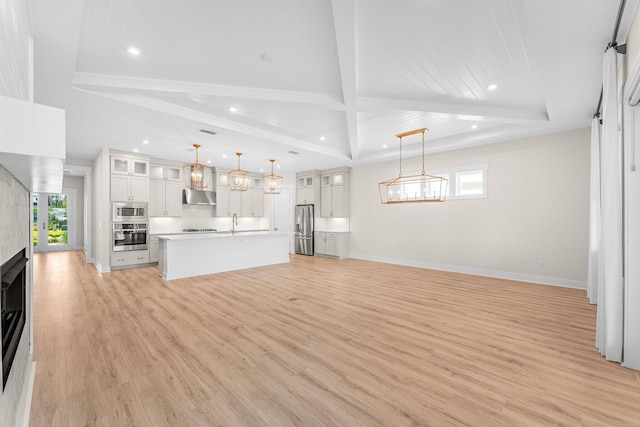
[91,148,110,271]
[349,128,590,287]
[62,175,85,248]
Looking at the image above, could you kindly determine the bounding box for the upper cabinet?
[111,156,149,177]
[110,155,150,202]
[215,169,265,217]
[320,167,350,218]
[296,170,320,205]
[150,163,182,181]
[149,161,183,217]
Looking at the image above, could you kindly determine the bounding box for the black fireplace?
[1,248,28,389]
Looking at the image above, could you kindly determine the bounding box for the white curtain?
[587,117,600,304]
[595,47,624,362]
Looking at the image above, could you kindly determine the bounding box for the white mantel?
[157,231,290,280]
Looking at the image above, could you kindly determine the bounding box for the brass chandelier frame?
[183,143,211,190]
[378,128,448,204]
[263,159,283,195]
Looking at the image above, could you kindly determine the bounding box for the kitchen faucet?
[232,213,238,234]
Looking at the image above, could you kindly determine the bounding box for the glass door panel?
[33,192,72,252]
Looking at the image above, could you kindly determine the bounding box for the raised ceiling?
[29,0,636,173]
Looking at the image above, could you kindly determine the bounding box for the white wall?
[350,128,590,287]
[91,148,110,271]
[62,175,84,248]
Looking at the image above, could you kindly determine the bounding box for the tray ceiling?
[29,0,636,172]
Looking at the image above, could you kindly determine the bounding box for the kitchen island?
[156,231,290,280]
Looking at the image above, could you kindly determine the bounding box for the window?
[428,164,488,200]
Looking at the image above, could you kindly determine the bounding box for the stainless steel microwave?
[113,202,147,222]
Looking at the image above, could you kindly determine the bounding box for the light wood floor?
[29,251,640,426]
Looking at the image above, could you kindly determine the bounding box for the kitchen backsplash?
[149,204,269,234]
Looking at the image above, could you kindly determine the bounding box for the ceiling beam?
[331,0,360,160]
[73,72,345,110]
[75,88,351,161]
[358,97,549,123]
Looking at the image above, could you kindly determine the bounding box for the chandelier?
[378,128,448,204]
[263,159,283,195]
[228,152,250,192]
[183,143,210,190]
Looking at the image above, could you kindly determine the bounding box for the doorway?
[33,191,75,252]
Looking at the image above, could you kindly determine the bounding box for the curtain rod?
[594,0,628,119]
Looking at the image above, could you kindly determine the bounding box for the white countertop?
[156,230,285,240]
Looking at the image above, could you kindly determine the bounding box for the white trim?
[349,253,586,290]
[16,361,36,427]
[92,260,111,273]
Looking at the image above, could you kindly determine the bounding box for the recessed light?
[471,124,478,130]
[207,160,211,164]
[277,164,281,168]
[259,168,264,172]
[261,53,275,63]
[133,148,139,153]
[142,139,149,144]
[382,144,388,148]
[222,154,227,159]
[487,83,497,91]
[127,46,141,56]
[319,136,326,141]
[229,107,237,113]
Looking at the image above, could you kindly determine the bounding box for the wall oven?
[113,202,147,222]
[113,223,148,252]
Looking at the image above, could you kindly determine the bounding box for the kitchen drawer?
[111,250,149,267]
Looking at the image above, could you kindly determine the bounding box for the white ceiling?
[28,0,636,173]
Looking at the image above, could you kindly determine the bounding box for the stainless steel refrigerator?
[294,204,314,255]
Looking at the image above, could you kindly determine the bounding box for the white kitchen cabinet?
[296,170,320,205]
[241,175,265,217]
[111,174,149,202]
[314,231,349,259]
[150,179,182,216]
[111,250,149,267]
[150,163,182,181]
[320,167,350,218]
[111,156,149,177]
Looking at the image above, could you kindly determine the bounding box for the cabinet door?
[111,175,130,201]
[150,164,164,179]
[332,172,345,186]
[297,187,313,205]
[216,185,231,217]
[131,159,149,177]
[331,185,345,217]
[130,176,149,202]
[297,176,306,188]
[241,190,253,217]
[321,174,332,187]
[149,180,165,216]
[325,236,338,256]
[229,190,242,216]
[252,189,264,217]
[164,180,183,216]
[165,166,182,181]
[111,157,130,175]
[320,186,332,217]
[315,233,326,254]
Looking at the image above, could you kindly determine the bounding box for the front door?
[33,192,74,252]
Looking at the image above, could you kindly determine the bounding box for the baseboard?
[17,360,36,427]
[348,253,587,290]
[92,260,111,273]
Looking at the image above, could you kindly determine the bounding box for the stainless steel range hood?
[182,189,216,205]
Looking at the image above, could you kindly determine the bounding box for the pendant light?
[378,128,448,204]
[263,159,283,195]
[228,152,250,192]
[183,143,210,190]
